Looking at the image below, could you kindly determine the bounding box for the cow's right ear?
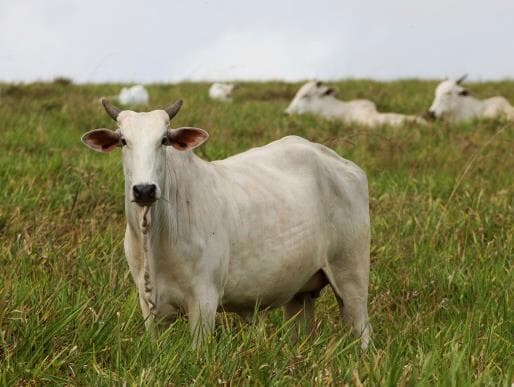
[81,129,120,153]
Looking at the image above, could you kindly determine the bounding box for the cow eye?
[459,90,469,96]
[162,135,171,145]
[120,137,127,147]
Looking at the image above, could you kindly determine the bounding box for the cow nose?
[132,184,157,205]
[426,110,436,120]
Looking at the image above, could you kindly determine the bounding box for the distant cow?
[118,85,149,106]
[428,75,514,122]
[209,82,235,102]
[81,99,372,349]
[285,81,425,127]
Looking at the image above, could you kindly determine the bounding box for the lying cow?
[118,85,150,105]
[81,99,371,349]
[285,81,425,127]
[427,75,514,122]
[209,82,235,102]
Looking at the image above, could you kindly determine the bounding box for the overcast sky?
[1,0,513,83]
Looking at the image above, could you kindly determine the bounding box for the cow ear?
[458,89,470,96]
[81,129,120,152]
[166,127,209,151]
[323,87,336,96]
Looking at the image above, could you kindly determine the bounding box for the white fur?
[428,79,514,122]
[209,83,235,102]
[118,85,149,106]
[285,81,426,127]
[83,109,371,349]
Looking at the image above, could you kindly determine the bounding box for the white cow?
[81,99,371,349]
[209,82,235,102]
[285,81,426,127]
[118,85,149,106]
[428,75,514,122]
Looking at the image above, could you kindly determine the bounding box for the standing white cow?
[285,81,426,127]
[427,75,514,122]
[81,99,371,349]
[209,82,235,102]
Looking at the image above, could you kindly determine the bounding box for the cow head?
[427,75,470,120]
[81,99,208,207]
[285,81,336,115]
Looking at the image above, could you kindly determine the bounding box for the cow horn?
[456,74,468,84]
[164,100,183,120]
[101,98,121,121]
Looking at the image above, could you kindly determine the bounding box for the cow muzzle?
[132,184,157,206]
[425,110,437,120]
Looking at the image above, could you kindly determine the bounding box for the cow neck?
[315,96,347,113]
[456,96,484,119]
[469,96,485,113]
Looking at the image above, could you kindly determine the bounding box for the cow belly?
[221,216,328,311]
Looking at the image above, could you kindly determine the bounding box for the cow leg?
[187,288,219,348]
[124,226,157,334]
[238,311,254,324]
[137,292,156,335]
[328,276,370,350]
[283,292,316,340]
[324,245,371,350]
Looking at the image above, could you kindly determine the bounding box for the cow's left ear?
[323,87,336,96]
[166,127,209,151]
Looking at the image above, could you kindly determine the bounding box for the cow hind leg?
[238,311,255,324]
[283,292,316,340]
[323,246,371,350]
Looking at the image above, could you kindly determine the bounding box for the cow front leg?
[124,226,157,334]
[187,288,220,348]
[137,291,157,335]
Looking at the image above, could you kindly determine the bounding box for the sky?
[1,0,513,83]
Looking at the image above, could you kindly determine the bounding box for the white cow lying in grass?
[428,75,514,122]
[209,82,235,102]
[81,99,371,349]
[285,81,425,127]
[118,85,149,106]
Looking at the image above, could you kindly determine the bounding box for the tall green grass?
[0,80,512,385]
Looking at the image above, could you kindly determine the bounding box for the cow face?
[285,81,336,115]
[428,77,470,120]
[82,101,208,207]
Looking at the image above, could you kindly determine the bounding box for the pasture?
[0,80,512,385]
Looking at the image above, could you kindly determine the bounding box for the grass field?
[0,80,512,385]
